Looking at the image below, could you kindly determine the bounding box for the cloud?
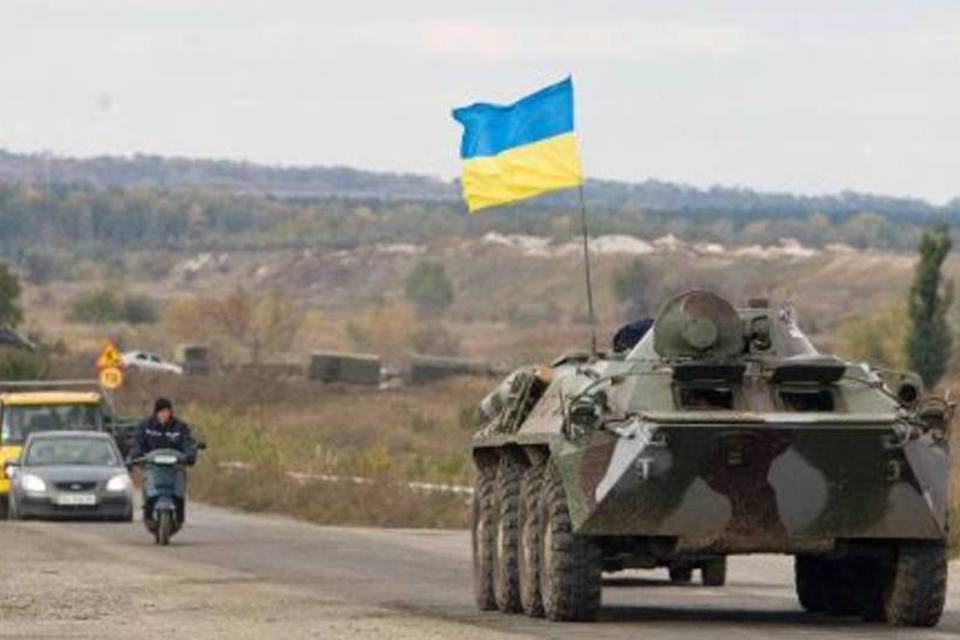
[361,20,748,60]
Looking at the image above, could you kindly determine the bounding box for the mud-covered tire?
[701,558,727,587]
[472,460,498,611]
[539,463,602,622]
[668,565,693,584]
[494,455,523,613]
[795,556,828,613]
[518,462,545,617]
[882,541,947,627]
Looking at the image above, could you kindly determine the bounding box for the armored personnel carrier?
[471,291,952,626]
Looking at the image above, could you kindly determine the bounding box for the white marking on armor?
[595,418,656,503]
[635,457,653,480]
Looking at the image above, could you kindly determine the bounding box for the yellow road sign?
[96,340,122,371]
[99,366,124,390]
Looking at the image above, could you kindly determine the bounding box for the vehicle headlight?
[21,473,47,493]
[105,474,131,492]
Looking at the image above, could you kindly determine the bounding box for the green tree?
[905,223,954,387]
[404,261,454,314]
[0,263,23,327]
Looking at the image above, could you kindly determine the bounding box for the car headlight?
[105,474,131,492]
[21,473,47,493]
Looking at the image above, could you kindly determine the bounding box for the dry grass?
[108,371,488,529]
[189,460,470,529]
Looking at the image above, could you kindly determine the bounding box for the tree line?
[1,178,958,261]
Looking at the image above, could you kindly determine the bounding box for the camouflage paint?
[473,291,951,554]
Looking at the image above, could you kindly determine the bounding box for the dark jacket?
[129,415,196,462]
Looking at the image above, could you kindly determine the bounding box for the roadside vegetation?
[114,371,486,528]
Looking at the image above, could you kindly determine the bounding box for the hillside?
[1,148,957,221]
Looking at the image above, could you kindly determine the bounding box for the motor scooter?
[130,443,204,545]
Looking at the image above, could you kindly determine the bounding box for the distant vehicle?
[4,431,134,521]
[174,344,214,376]
[0,389,108,519]
[121,351,183,375]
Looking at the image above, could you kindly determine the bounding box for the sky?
[1,0,958,202]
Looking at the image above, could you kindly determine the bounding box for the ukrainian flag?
[452,77,582,213]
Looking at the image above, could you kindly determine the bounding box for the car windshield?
[1,404,102,445]
[24,437,119,466]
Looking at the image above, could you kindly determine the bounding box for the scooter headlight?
[106,474,131,492]
[21,473,47,493]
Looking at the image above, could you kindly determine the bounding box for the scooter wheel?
[157,511,173,546]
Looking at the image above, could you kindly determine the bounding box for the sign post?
[95,340,124,411]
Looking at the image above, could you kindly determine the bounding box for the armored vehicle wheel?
[668,565,693,584]
[494,455,523,613]
[518,462,545,617]
[795,556,828,613]
[539,463,601,622]
[881,541,947,627]
[701,558,727,586]
[472,460,498,611]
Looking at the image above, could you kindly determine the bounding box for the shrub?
[835,304,909,370]
[121,294,160,324]
[612,258,656,319]
[68,289,121,323]
[404,261,454,315]
[0,348,49,380]
[67,288,160,324]
[0,263,23,327]
[410,321,460,356]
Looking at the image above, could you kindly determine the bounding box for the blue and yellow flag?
[452,77,582,212]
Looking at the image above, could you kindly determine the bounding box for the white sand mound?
[589,235,656,255]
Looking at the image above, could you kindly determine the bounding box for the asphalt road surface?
[1,503,958,639]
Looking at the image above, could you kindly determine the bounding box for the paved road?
[2,503,959,639]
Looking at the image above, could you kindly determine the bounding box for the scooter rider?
[128,398,197,524]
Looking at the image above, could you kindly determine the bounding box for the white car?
[121,351,183,375]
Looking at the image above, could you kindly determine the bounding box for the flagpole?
[577,184,598,357]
